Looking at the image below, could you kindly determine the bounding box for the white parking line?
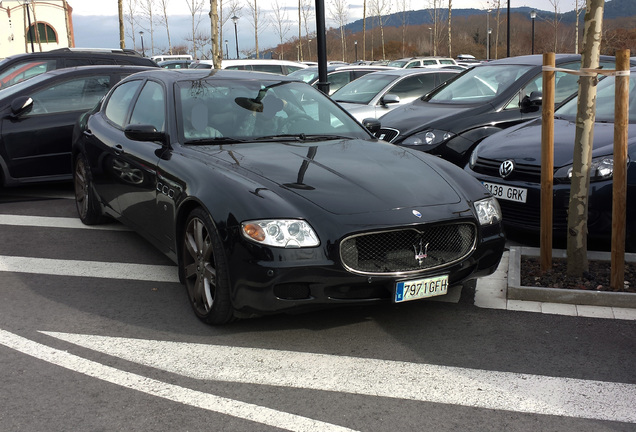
[39,331,636,424]
[0,214,129,231]
[0,329,358,432]
[0,256,178,283]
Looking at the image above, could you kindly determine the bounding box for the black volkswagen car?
[0,65,154,187]
[72,69,505,324]
[466,68,636,249]
[375,54,627,167]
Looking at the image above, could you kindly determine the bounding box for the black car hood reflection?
[476,118,636,167]
[380,99,477,135]
[191,138,462,215]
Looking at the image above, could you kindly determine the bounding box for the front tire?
[182,208,234,325]
[74,154,106,225]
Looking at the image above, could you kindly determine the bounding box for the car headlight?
[241,219,320,248]
[401,129,455,147]
[554,156,619,182]
[468,143,481,169]
[474,197,502,225]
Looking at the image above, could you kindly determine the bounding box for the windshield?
[331,73,396,104]
[387,60,408,68]
[176,79,370,143]
[556,73,636,123]
[429,64,534,104]
[287,68,319,83]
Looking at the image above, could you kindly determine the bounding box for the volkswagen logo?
[499,160,515,178]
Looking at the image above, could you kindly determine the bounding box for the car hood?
[379,99,480,135]
[200,138,463,215]
[476,118,636,167]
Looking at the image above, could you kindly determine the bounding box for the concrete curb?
[507,246,636,309]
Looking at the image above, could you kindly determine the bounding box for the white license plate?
[395,275,448,303]
[482,181,527,203]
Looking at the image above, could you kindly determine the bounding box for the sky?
[68,0,577,56]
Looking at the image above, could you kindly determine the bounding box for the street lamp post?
[428,27,432,56]
[225,40,229,59]
[231,15,239,59]
[139,31,145,57]
[486,9,491,60]
[354,40,358,62]
[530,10,537,55]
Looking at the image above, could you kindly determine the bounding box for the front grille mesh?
[375,128,399,143]
[340,223,476,275]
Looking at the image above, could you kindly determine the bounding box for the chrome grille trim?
[339,222,477,276]
[375,127,400,143]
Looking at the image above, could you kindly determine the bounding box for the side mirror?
[124,124,166,143]
[380,94,400,106]
[362,118,381,134]
[521,90,542,113]
[10,96,33,117]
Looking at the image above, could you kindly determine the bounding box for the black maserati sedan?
[72,69,505,324]
[0,65,154,187]
[375,54,628,167]
[466,68,636,250]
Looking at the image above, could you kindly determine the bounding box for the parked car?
[72,68,505,324]
[375,54,631,167]
[287,64,396,95]
[332,68,459,122]
[387,56,458,68]
[157,59,193,69]
[190,59,307,75]
[0,48,157,90]
[465,68,636,249]
[0,65,154,187]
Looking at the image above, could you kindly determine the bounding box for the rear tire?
[74,154,106,225]
[181,208,234,325]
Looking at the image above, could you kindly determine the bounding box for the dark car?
[287,64,396,94]
[0,48,157,90]
[72,69,505,324]
[375,54,629,167]
[0,65,154,187]
[465,68,636,249]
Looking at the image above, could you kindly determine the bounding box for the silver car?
[332,68,459,122]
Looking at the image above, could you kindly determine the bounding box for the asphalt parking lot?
[0,183,635,432]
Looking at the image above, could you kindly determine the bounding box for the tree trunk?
[211,0,221,68]
[566,0,604,276]
[447,0,451,58]
[119,0,125,49]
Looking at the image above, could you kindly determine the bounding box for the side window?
[389,74,437,100]
[422,60,437,66]
[64,58,93,67]
[29,75,111,115]
[129,81,166,132]
[327,72,352,93]
[252,64,284,74]
[104,80,143,128]
[405,61,420,68]
[0,59,56,88]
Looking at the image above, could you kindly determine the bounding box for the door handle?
[114,144,124,155]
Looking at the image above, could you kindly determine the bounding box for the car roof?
[2,47,147,61]
[485,54,622,66]
[124,68,303,83]
[366,68,460,77]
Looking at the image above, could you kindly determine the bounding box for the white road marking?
[0,256,178,283]
[0,214,130,231]
[0,329,358,432]
[39,331,636,424]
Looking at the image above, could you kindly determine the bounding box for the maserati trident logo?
[499,159,515,179]
[413,240,429,265]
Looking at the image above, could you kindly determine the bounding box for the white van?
[150,54,193,63]
[190,59,307,75]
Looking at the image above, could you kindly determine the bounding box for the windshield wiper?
[184,137,247,144]
[255,134,352,142]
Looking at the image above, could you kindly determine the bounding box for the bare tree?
[329,0,349,61]
[300,0,313,60]
[30,1,42,52]
[574,0,585,53]
[119,0,126,48]
[398,0,409,57]
[369,0,391,60]
[246,0,265,58]
[157,0,173,54]
[427,0,442,56]
[138,0,156,55]
[124,0,139,51]
[547,0,562,52]
[210,0,221,67]
[362,0,367,61]
[184,0,206,58]
[271,0,291,59]
[447,0,452,57]
[567,0,605,276]
[222,0,242,58]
